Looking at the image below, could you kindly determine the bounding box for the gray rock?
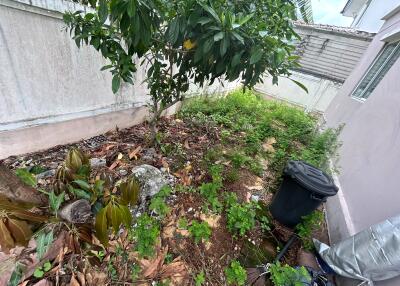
[90,158,107,168]
[58,199,92,223]
[119,169,128,176]
[131,164,168,206]
[36,169,56,179]
[141,148,157,161]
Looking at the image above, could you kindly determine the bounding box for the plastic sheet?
[314,215,400,286]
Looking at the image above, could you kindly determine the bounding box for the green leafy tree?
[64,0,301,140]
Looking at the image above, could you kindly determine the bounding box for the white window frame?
[351,40,400,101]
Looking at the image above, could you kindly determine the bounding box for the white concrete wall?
[0,0,239,158]
[351,0,400,33]
[256,71,341,113]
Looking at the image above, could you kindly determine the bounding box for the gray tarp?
[314,215,400,286]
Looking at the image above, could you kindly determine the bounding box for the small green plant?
[48,191,65,215]
[295,210,324,250]
[130,264,141,282]
[194,270,206,286]
[269,262,311,286]
[199,183,222,213]
[178,217,188,229]
[130,214,160,257]
[149,186,172,218]
[225,196,256,237]
[224,260,247,286]
[107,260,118,281]
[188,221,212,243]
[33,261,52,278]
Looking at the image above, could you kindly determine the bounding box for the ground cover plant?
[1,90,340,285]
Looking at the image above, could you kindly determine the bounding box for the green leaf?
[98,0,108,24]
[119,205,132,228]
[95,207,108,246]
[15,169,37,187]
[220,36,229,56]
[201,4,220,23]
[167,18,180,45]
[127,0,136,17]
[289,78,309,93]
[203,38,214,54]
[73,180,91,191]
[213,31,224,42]
[197,17,212,25]
[231,52,242,67]
[36,231,54,260]
[238,14,253,25]
[232,32,244,45]
[33,268,44,278]
[112,75,121,94]
[250,48,263,65]
[100,65,113,71]
[43,261,52,272]
[8,263,23,286]
[110,205,122,233]
[49,191,65,213]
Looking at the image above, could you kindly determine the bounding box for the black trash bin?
[270,160,338,228]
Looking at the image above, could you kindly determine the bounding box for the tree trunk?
[0,164,47,207]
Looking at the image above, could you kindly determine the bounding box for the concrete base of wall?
[0,106,152,159]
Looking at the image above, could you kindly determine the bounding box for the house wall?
[350,0,399,33]
[256,24,372,113]
[0,0,238,159]
[324,9,400,286]
[256,71,341,113]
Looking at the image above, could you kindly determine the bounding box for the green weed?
[188,221,212,243]
[224,260,247,286]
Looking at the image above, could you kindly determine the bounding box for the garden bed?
[1,91,339,285]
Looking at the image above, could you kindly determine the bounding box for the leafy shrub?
[224,260,247,286]
[296,210,324,251]
[225,195,256,236]
[269,262,311,286]
[130,214,160,257]
[199,183,222,213]
[188,221,212,243]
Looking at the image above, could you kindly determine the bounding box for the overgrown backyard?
[1,90,340,285]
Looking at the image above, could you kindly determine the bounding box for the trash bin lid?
[284,160,338,196]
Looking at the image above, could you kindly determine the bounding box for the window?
[352,41,400,100]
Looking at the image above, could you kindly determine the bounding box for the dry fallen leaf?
[200,213,221,228]
[108,161,119,170]
[184,139,190,149]
[129,146,142,160]
[262,137,277,153]
[70,274,80,286]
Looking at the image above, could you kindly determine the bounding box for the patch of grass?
[180,90,341,190]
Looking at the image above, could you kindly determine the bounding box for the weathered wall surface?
[324,8,400,286]
[256,23,372,113]
[0,0,238,159]
[256,71,341,113]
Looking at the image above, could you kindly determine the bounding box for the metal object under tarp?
[314,214,400,286]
